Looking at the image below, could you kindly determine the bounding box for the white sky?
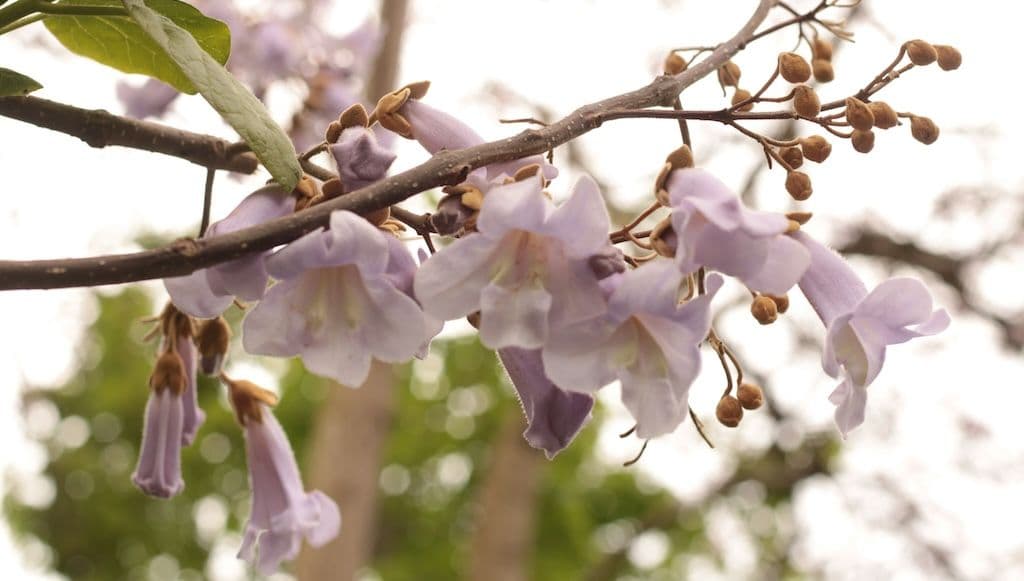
[1,0,1022,579]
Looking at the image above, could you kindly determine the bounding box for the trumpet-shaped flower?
[414,175,611,349]
[666,168,809,295]
[543,260,722,438]
[497,347,594,458]
[243,211,436,386]
[793,232,950,436]
[132,351,187,498]
[165,185,296,318]
[176,335,205,446]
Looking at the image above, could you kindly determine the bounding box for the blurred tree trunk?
[468,410,545,581]
[295,1,408,579]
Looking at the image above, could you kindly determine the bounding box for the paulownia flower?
[497,347,594,458]
[793,231,950,436]
[666,168,810,295]
[226,378,340,575]
[176,334,205,446]
[164,185,296,318]
[132,351,187,498]
[329,126,397,192]
[543,260,722,439]
[414,174,611,349]
[243,211,436,386]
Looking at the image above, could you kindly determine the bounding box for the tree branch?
[0,0,775,290]
[0,96,259,173]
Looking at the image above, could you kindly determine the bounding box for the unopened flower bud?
[196,317,231,375]
[751,295,779,325]
[665,144,694,170]
[718,61,741,87]
[934,45,962,71]
[151,351,187,395]
[365,206,392,226]
[800,135,832,163]
[845,97,875,132]
[785,211,812,225]
[780,146,803,169]
[588,247,627,280]
[904,39,938,66]
[431,194,474,235]
[851,129,875,153]
[812,59,835,83]
[664,52,687,75]
[768,293,790,313]
[812,37,833,61]
[910,115,939,145]
[466,311,481,329]
[868,101,899,129]
[650,218,677,258]
[322,177,345,199]
[325,121,343,143]
[716,396,743,428]
[785,171,813,201]
[737,383,764,410]
[338,103,370,129]
[731,88,753,112]
[793,85,821,118]
[779,52,812,83]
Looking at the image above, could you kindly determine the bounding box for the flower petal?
[478,282,553,349]
[542,317,625,392]
[855,277,938,329]
[414,235,500,321]
[476,176,551,236]
[164,270,234,319]
[545,175,611,258]
[830,377,867,438]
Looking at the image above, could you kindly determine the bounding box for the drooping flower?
[224,377,340,575]
[243,211,437,386]
[132,351,187,498]
[164,185,297,318]
[414,174,612,349]
[793,231,950,436]
[497,347,594,458]
[666,168,810,295]
[543,260,722,438]
[176,334,205,446]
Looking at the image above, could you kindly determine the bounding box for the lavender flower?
[666,168,810,294]
[793,232,950,436]
[414,175,612,349]
[132,351,187,498]
[164,185,296,318]
[116,79,180,119]
[330,126,397,192]
[242,211,437,386]
[543,261,722,438]
[226,378,340,575]
[497,347,594,458]
[176,334,205,446]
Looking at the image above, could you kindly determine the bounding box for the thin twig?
[198,168,216,237]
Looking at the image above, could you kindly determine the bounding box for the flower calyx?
[222,375,279,427]
[654,144,694,205]
[368,80,431,138]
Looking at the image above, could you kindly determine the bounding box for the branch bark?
[0,0,774,290]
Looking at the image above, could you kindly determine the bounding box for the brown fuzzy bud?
[151,351,187,395]
[780,146,803,170]
[718,61,741,87]
[779,52,812,83]
[800,135,832,163]
[431,194,474,235]
[716,396,743,428]
[845,97,875,132]
[325,121,343,143]
[737,383,764,410]
[868,101,899,129]
[223,376,278,426]
[812,37,834,61]
[650,218,677,258]
[934,45,962,71]
[910,116,940,144]
[785,171,813,201]
[321,177,345,200]
[751,295,779,325]
[905,39,938,66]
[785,211,812,225]
[196,317,231,375]
[812,59,835,83]
[338,103,370,129]
[466,311,481,329]
[365,206,392,226]
[664,52,687,75]
[768,293,790,313]
[731,88,754,112]
[851,129,875,154]
[402,80,431,100]
[792,85,821,118]
[665,144,694,170]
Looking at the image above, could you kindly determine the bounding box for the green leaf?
[43,0,229,94]
[0,67,42,95]
[121,0,301,190]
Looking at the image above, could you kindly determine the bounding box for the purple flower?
[793,232,950,436]
[666,168,810,294]
[164,185,296,318]
[176,335,205,446]
[330,127,397,192]
[242,211,437,386]
[227,379,340,575]
[116,79,180,119]
[132,351,187,498]
[497,347,594,458]
[400,99,558,181]
[414,175,611,349]
[543,261,722,438]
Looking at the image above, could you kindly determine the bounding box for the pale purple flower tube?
[238,407,340,575]
[497,347,594,458]
[666,169,810,295]
[793,232,950,436]
[176,336,205,446]
[132,387,185,499]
